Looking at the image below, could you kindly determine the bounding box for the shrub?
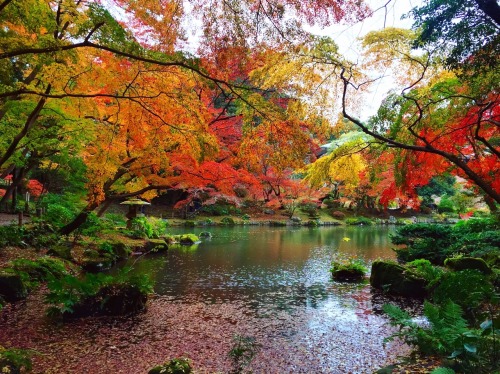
[229,335,261,374]
[130,217,167,239]
[331,211,345,220]
[9,256,76,287]
[406,259,444,287]
[0,226,24,248]
[45,269,153,317]
[438,196,456,213]
[148,358,193,374]
[345,216,373,226]
[0,346,32,373]
[220,217,235,225]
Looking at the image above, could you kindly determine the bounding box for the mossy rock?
[47,243,73,260]
[269,221,287,227]
[332,268,365,281]
[80,257,114,272]
[145,239,168,252]
[109,241,132,259]
[184,221,196,227]
[370,260,428,297]
[220,217,235,226]
[0,270,27,302]
[179,234,199,245]
[444,257,492,274]
[148,358,193,374]
[199,231,212,239]
[66,284,147,319]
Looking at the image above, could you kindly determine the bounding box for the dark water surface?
[0,226,411,373]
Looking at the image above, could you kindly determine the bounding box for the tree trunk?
[475,0,500,25]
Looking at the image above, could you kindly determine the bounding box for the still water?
[0,226,410,373]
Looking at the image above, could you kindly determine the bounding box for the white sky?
[305,0,423,119]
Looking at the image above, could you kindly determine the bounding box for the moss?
[331,260,367,281]
[444,257,492,274]
[47,243,73,260]
[370,260,428,297]
[199,231,212,238]
[179,234,199,245]
[145,239,168,252]
[220,217,235,225]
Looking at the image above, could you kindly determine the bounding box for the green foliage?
[331,259,367,281]
[130,217,168,239]
[345,216,373,226]
[38,193,82,228]
[9,256,75,287]
[103,213,127,227]
[430,368,455,374]
[229,335,261,374]
[0,225,24,248]
[0,345,32,373]
[299,202,319,218]
[391,219,500,264]
[406,259,444,286]
[438,196,456,213]
[416,174,457,207]
[220,217,235,226]
[45,268,153,316]
[384,301,470,355]
[432,270,494,312]
[148,357,193,374]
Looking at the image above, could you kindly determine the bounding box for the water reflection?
[124,226,396,315]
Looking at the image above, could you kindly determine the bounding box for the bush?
[149,358,193,374]
[9,256,76,287]
[0,346,32,373]
[438,196,456,213]
[331,211,345,220]
[406,259,444,287]
[0,226,24,248]
[130,217,167,239]
[220,217,235,225]
[391,219,500,264]
[45,269,153,317]
[345,216,373,226]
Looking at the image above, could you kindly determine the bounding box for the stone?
[199,231,212,239]
[145,239,168,252]
[263,209,275,215]
[66,284,148,318]
[444,257,492,274]
[47,243,73,260]
[291,216,302,223]
[0,270,27,301]
[370,260,427,297]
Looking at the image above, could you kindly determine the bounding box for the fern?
[430,368,455,374]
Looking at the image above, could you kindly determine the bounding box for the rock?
[263,209,275,215]
[145,239,168,252]
[220,217,235,225]
[179,234,199,245]
[199,231,212,239]
[444,257,492,274]
[269,221,287,227]
[0,270,27,301]
[47,243,73,260]
[109,241,131,259]
[370,260,427,297]
[67,284,148,318]
[291,216,302,223]
[80,257,114,272]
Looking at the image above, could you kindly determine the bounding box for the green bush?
[406,259,444,286]
[148,357,193,374]
[438,196,456,213]
[9,256,76,287]
[432,270,495,313]
[220,217,235,225]
[391,219,500,264]
[45,268,153,316]
[130,217,167,239]
[0,226,24,248]
[345,216,373,226]
[0,345,32,373]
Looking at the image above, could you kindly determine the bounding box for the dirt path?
[0,213,30,226]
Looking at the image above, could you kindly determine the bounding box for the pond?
[0,226,412,373]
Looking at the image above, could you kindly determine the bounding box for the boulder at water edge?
[370,260,427,297]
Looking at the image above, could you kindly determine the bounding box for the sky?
[306,0,424,119]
